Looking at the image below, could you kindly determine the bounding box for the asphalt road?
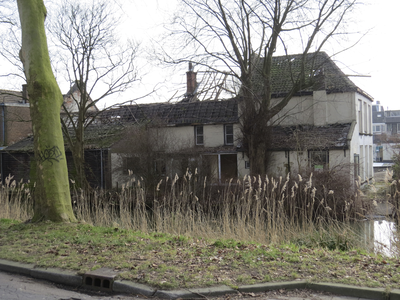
[0,270,371,300]
[0,271,134,300]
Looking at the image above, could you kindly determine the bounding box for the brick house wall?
[0,104,32,146]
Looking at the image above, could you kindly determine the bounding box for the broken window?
[309,150,328,171]
[154,159,166,176]
[123,156,140,175]
[224,124,234,145]
[195,125,204,145]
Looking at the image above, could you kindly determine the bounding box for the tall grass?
[0,175,33,221]
[0,170,373,249]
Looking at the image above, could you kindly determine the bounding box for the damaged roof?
[98,98,239,126]
[3,124,125,152]
[268,123,352,151]
[251,52,372,100]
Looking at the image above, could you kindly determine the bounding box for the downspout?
[347,120,357,184]
[100,149,104,189]
[347,121,357,153]
[218,154,221,184]
[0,152,3,184]
[1,104,5,146]
[286,150,290,174]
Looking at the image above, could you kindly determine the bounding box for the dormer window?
[195,126,204,145]
[224,124,234,145]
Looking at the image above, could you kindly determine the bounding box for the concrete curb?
[113,280,156,297]
[238,280,307,293]
[307,283,388,300]
[154,285,236,299]
[0,259,82,287]
[390,289,400,300]
[0,259,394,299]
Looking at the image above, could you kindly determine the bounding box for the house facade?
[104,53,374,187]
[0,83,102,185]
[0,82,98,148]
[266,79,373,181]
[372,101,400,164]
[0,86,32,147]
[101,98,244,187]
[0,52,374,188]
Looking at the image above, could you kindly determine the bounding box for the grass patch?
[1,171,399,289]
[1,219,400,290]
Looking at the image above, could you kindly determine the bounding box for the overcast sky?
[334,0,400,110]
[1,0,399,110]
[118,0,400,110]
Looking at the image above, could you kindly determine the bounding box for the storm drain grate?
[83,268,118,291]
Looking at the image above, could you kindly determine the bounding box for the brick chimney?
[186,62,197,96]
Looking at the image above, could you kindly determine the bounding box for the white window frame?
[195,125,204,145]
[224,124,234,145]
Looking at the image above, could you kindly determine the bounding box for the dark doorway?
[220,154,237,182]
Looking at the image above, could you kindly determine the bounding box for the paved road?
[0,271,134,300]
[0,270,370,300]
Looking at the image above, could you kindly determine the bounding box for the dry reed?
[0,170,372,247]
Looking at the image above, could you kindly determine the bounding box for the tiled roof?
[2,136,34,152]
[251,52,371,99]
[268,123,352,151]
[98,98,239,126]
[3,124,125,152]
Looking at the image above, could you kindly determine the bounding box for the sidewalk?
[1,258,398,299]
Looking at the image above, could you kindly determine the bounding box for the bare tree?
[0,1,16,25]
[0,0,26,85]
[17,0,76,222]
[164,0,358,175]
[51,0,139,188]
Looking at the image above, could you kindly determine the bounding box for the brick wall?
[3,105,32,146]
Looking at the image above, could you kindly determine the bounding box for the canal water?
[353,218,398,257]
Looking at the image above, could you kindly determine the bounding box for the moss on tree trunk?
[17,0,76,222]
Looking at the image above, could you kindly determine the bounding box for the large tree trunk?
[17,0,76,222]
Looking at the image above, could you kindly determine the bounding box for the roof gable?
[251,52,371,99]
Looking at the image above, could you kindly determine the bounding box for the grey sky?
[1,0,398,110]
